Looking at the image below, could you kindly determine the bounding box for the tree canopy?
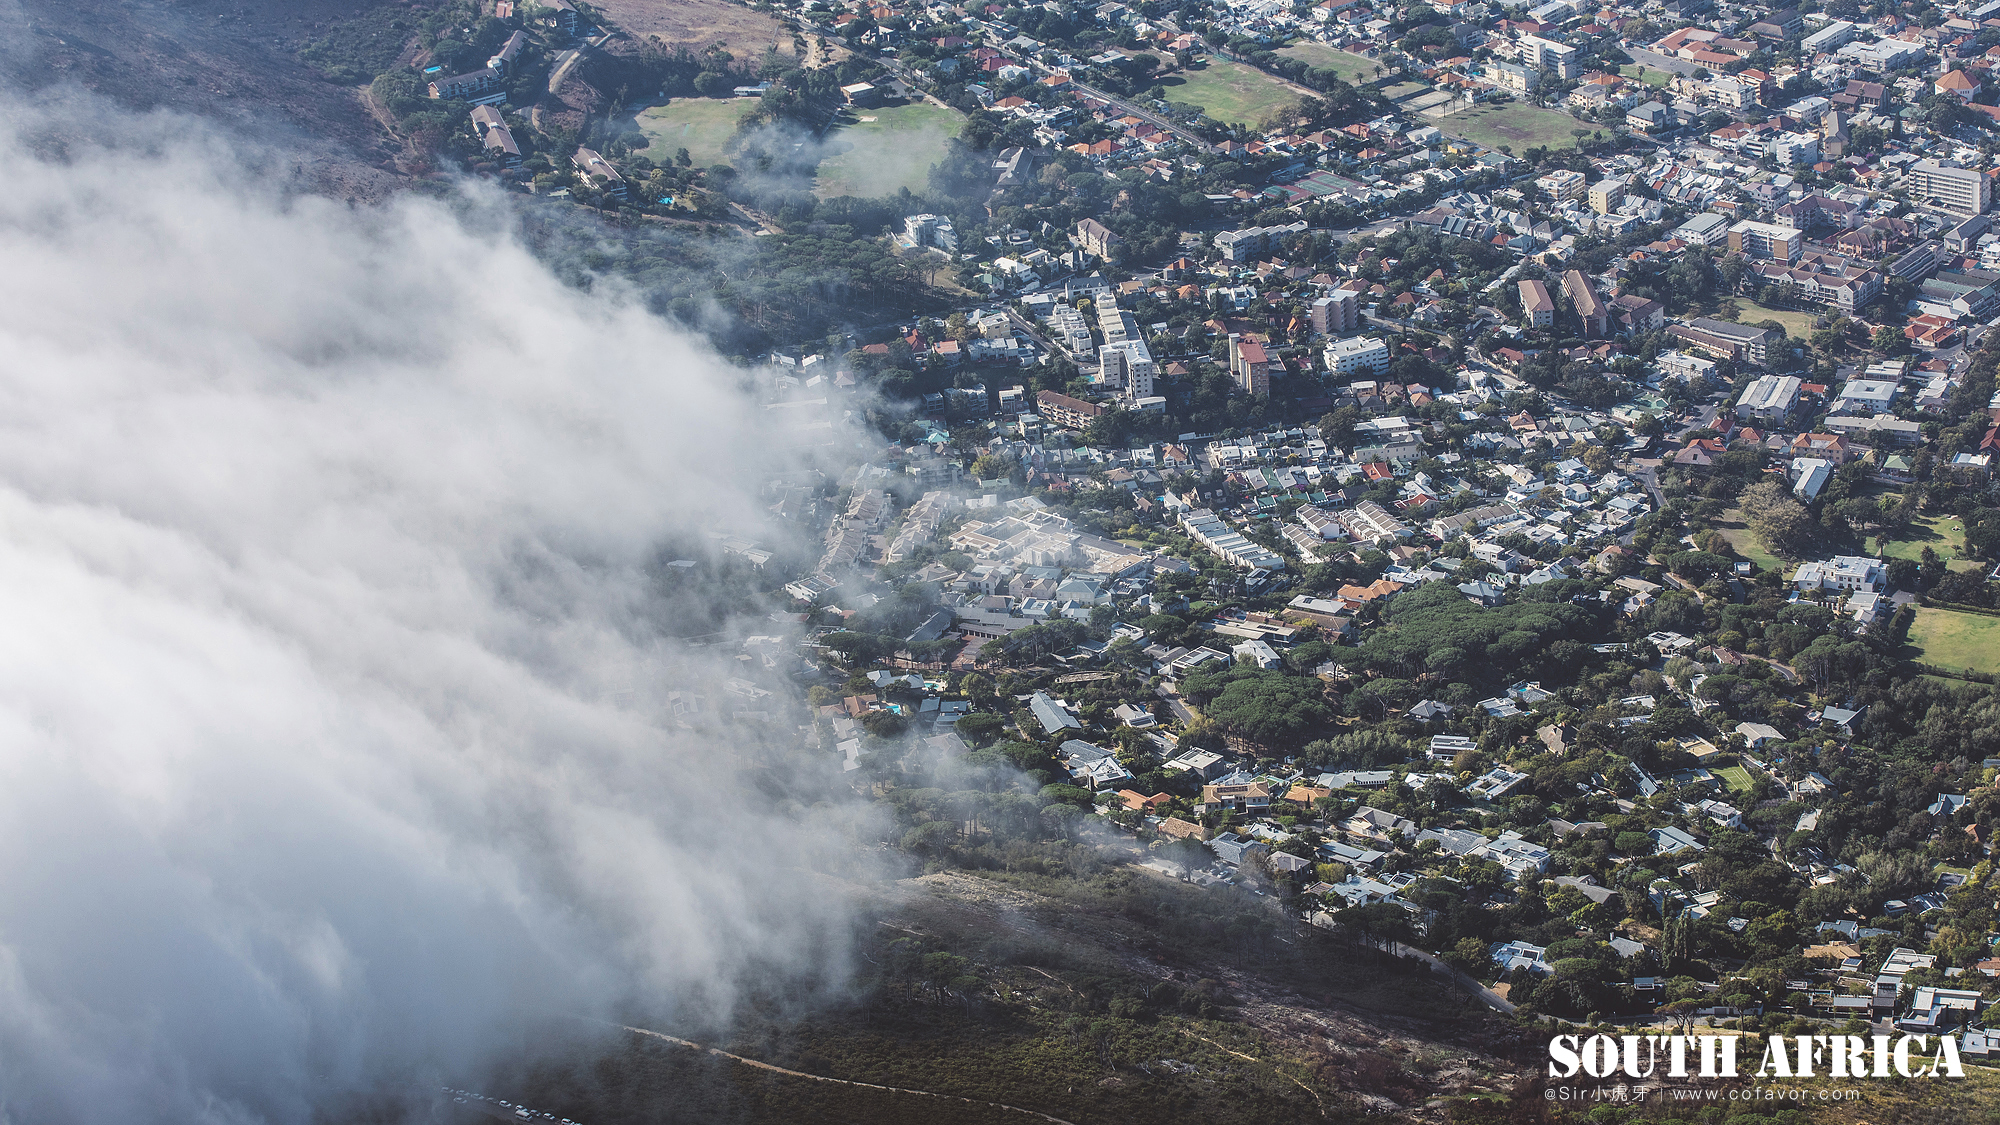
[1181,666,1335,749]
[1356,580,1602,686]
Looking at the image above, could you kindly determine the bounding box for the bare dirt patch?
[590,0,793,55]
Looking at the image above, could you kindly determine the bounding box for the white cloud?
[0,105,873,1124]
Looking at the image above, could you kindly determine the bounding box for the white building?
[1658,349,1719,384]
[1180,508,1285,571]
[1736,373,1802,422]
[1768,132,1820,167]
[902,213,959,251]
[1475,831,1552,879]
[1672,212,1731,247]
[1801,21,1855,53]
[1535,168,1586,203]
[1907,160,1990,216]
[1337,500,1412,543]
[1098,340,1156,402]
[1834,378,1899,412]
[1324,336,1391,375]
[1794,555,1885,593]
[1520,35,1580,79]
[1792,456,1832,501]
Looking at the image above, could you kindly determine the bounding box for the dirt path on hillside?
[617,1023,1085,1125]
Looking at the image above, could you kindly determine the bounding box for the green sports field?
[634,98,757,167]
[814,101,963,198]
[1442,100,1590,150]
[1275,43,1384,86]
[1732,300,1819,339]
[1908,607,2000,676]
[1714,765,1754,794]
[1159,60,1302,126]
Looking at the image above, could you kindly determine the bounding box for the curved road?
[1389,941,1519,1014]
[1063,75,1221,155]
[872,54,1219,156]
[532,31,612,131]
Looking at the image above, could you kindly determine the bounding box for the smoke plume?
[0,100,873,1124]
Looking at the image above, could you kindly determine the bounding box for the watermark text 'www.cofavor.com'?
[1547,1033,1966,1080]
[1545,1084,1865,1102]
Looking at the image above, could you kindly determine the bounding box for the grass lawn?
[1715,510,1784,573]
[1731,300,1820,338]
[815,101,963,198]
[1907,607,2000,676]
[633,97,756,167]
[1441,100,1589,151]
[1714,765,1754,794]
[1618,64,1675,86]
[1275,42,1384,85]
[1881,512,1982,571]
[1159,59,1302,126]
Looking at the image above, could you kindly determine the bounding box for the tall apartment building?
[1095,300,1140,344]
[1520,35,1581,78]
[1044,304,1093,354]
[1907,160,1991,216]
[1727,220,1804,262]
[1588,177,1626,215]
[1311,290,1360,334]
[1519,279,1556,327]
[1229,335,1273,397]
[1767,131,1819,167]
[1076,217,1122,258]
[1098,341,1156,403]
[1562,270,1612,338]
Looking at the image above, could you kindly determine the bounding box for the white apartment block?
[1336,500,1412,543]
[1520,35,1580,79]
[1736,373,1802,422]
[1324,336,1391,375]
[902,213,958,251]
[1535,168,1586,203]
[1907,160,1991,216]
[1098,340,1156,402]
[1728,220,1804,262]
[1767,132,1819,167]
[1672,212,1730,246]
[1491,61,1538,93]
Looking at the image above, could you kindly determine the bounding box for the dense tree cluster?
[1356,581,1603,687]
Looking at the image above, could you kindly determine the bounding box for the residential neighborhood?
[323,0,2000,1080]
[640,0,2000,1061]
